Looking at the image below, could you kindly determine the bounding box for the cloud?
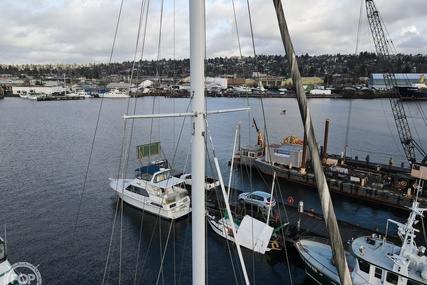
[0,0,425,65]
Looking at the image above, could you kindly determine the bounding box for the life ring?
[399,179,409,188]
[287,196,294,205]
[271,241,279,249]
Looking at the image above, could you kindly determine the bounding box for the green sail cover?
[137,142,160,159]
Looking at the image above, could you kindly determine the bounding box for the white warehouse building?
[368,73,424,89]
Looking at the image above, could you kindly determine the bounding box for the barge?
[231,138,427,209]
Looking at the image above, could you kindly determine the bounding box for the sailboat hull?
[207,214,277,254]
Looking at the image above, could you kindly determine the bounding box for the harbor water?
[0,96,426,284]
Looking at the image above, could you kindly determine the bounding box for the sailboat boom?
[123,107,250,120]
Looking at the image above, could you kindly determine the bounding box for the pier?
[201,183,399,248]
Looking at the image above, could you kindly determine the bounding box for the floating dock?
[36,95,85,101]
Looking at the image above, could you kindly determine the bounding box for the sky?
[0,0,425,65]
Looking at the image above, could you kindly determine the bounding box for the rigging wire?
[60,0,134,283]
[343,0,365,161]
[229,1,296,282]
[155,220,176,285]
[129,2,152,283]
[273,0,352,283]
[105,0,153,283]
[231,0,253,148]
[101,0,190,283]
[205,117,250,285]
[132,1,192,284]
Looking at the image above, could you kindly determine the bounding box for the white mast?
[190,1,206,284]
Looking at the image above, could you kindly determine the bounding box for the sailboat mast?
[190,1,206,284]
[272,1,352,284]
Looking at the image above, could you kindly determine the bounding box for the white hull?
[99,94,129,98]
[27,95,39,100]
[0,259,18,285]
[67,91,90,98]
[295,237,355,285]
[110,177,191,220]
[230,85,251,93]
[295,188,427,285]
[179,174,220,191]
[207,214,276,254]
[100,89,129,98]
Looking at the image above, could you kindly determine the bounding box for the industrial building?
[368,73,425,89]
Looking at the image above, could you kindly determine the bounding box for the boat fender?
[287,196,294,205]
[271,241,279,249]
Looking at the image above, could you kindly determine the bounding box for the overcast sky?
[1,0,425,65]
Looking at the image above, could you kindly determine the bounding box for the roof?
[106,82,135,89]
[251,191,272,198]
[370,73,424,80]
[282,76,323,86]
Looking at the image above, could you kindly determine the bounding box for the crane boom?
[252,118,264,147]
[365,0,418,164]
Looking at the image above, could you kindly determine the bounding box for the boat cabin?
[265,143,307,168]
[134,164,171,182]
[235,145,264,167]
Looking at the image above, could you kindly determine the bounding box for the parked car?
[238,191,276,208]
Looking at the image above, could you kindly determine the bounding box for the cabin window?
[374,267,382,279]
[407,279,423,285]
[242,151,248,157]
[358,259,369,274]
[154,170,171,182]
[126,185,149,197]
[154,173,164,182]
[155,173,165,182]
[386,272,398,285]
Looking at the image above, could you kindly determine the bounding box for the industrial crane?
[252,118,264,147]
[365,0,427,164]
